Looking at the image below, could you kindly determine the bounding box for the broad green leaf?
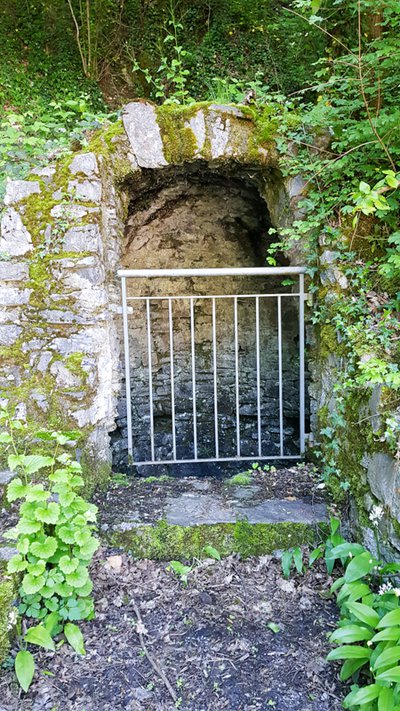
[25,624,55,651]
[59,490,76,507]
[344,552,376,583]
[30,536,58,559]
[293,547,303,573]
[346,601,380,628]
[327,645,372,661]
[34,502,60,525]
[64,623,85,655]
[339,657,367,681]
[0,432,12,442]
[26,486,50,503]
[373,646,400,671]
[17,537,30,555]
[330,576,345,594]
[77,578,93,597]
[74,528,91,546]
[59,555,79,574]
[23,455,55,475]
[330,625,373,644]
[349,684,381,706]
[44,611,60,636]
[15,650,35,692]
[17,519,42,535]
[65,566,89,589]
[371,627,400,643]
[7,554,28,573]
[376,667,400,683]
[377,609,400,629]
[309,546,323,566]
[75,537,99,560]
[281,550,293,578]
[8,454,25,471]
[7,477,28,502]
[27,560,46,577]
[338,582,372,605]
[56,525,76,544]
[378,686,394,711]
[330,542,365,559]
[22,573,46,595]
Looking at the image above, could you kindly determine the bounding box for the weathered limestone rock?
[4,179,40,205]
[0,325,22,346]
[123,102,168,168]
[63,224,102,253]
[0,287,30,306]
[363,453,400,520]
[69,152,98,177]
[68,179,102,203]
[0,209,33,256]
[0,262,29,281]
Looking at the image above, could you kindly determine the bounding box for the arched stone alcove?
[0,102,307,483]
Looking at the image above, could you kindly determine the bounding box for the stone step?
[97,466,328,560]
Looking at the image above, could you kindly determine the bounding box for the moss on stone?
[88,120,125,157]
[156,104,200,163]
[0,565,16,664]
[110,519,323,561]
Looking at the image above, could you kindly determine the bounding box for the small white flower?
[367,640,373,647]
[7,608,18,631]
[369,505,384,525]
[394,588,400,597]
[378,582,393,595]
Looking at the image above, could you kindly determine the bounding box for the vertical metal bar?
[190,298,198,460]
[146,298,155,461]
[121,277,133,460]
[168,298,177,460]
[212,297,219,458]
[234,296,240,457]
[299,273,306,455]
[278,295,284,457]
[255,296,262,457]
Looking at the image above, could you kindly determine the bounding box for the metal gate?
[118,267,306,466]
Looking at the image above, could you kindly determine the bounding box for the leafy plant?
[281,547,304,579]
[0,410,98,691]
[168,561,193,586]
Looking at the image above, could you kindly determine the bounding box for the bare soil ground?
[1,549,344,711]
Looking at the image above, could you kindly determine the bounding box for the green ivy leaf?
[64,622,85,655]
[7,477,28,502]
[15,650,35,692]
[30,536,58,559]
[25,624,55,651]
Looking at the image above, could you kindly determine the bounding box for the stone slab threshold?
[98,471,328,560]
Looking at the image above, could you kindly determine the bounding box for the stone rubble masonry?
[1,100,396,558]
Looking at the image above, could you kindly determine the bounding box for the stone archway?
[0,102,306,483]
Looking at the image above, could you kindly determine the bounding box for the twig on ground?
[132,600,177,702]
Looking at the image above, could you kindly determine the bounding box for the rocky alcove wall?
[0,102,308,486]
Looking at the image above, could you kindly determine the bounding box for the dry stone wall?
[0,102,307,483]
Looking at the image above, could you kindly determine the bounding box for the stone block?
[0,287,30,306]
[63,224,102,253]
[4,179,40,205]
[123,102,168,168]
[50,361,80,388]
[0,209,33,256]
[68,179,102,203]
[365,452,400,520]
[0,262,29,282]
[69,152,98,177]
[0,325,22,346]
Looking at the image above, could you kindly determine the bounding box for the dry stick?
[66,0,88,76]
[132,601,177,703]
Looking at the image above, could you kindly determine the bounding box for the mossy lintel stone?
[110,519,326,561]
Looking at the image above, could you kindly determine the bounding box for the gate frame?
[118,267,306,465]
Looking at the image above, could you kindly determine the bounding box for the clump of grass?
[226,471,253,486]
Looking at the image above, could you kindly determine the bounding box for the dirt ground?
[1,549,344,711]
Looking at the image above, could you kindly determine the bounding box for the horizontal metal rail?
[119,268,306,467]
[118,266,306,278]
